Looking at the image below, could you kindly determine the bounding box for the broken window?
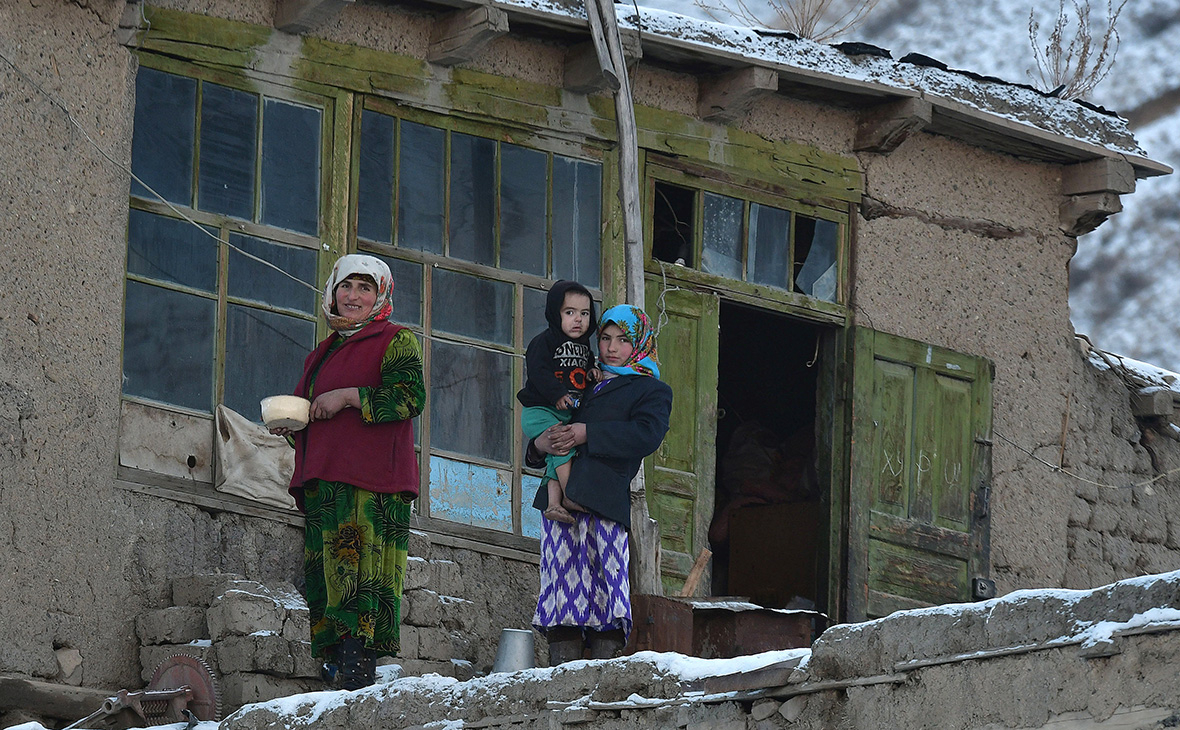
[647,164,845,306]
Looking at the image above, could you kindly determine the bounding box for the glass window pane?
[127,209,217,292]
[398,121,445,253]
[372,254,423,327]
[449,132,496,265]
[358,109,395,244]
[122,280,215,412]
[261,98,321,235]
[224,304,317,420]
[747,203,791,290]
[702,192,743,280]
[794,216,840,302]
[552,156,602,288]
[498,143,547,276]
[429,455,514,532]
[227,234,318,314]
[429,341,512,462]
[431,269,513,345]
[131,68,195,204]
[198,83,257,220]
[523,287,547,341]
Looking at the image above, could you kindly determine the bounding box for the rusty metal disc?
[148,654,221,722]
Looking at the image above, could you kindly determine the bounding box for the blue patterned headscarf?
[598,305,661,380]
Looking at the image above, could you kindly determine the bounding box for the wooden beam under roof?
[428,5,510,66]
[1061,192,1122,236]
[1062,157,1136,196]
[563,27,641,95]
[698,65,779,124]
[854,97,932,154]
[274,0,354,33]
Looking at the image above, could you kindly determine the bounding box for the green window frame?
[123,60,338,422]
[645,159,850,319]
[351,98,606,543]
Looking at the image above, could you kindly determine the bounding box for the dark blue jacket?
[531,374,672,529]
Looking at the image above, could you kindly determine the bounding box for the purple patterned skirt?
[532,512,632,638]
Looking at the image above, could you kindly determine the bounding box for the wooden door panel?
[644,282,719,594]
[872,359,914,515]
[848,328,992,620]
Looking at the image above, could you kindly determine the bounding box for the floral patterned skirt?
[303,479,412,660]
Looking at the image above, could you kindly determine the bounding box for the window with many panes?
[124,64,329,421]
[123,64,604,544]
[352,99,604,540]
[647,163,846,307]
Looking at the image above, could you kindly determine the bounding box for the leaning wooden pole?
[587,0,664,596]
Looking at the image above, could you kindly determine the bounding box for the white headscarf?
[321,254,394,337]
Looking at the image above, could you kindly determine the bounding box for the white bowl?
[261,395,311,431]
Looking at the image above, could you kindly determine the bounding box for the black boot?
[587,628,625,659]
[337,637,376,690]
[547,626,584,666]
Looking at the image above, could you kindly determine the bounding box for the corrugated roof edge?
[491,0,1171,178]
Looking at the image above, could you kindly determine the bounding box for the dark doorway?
[709,301,825,613]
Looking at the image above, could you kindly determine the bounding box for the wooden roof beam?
[1062,157,1136,196]
[563,28,642,95]
[698,66,779,124]
[274,0,354,34]
[428,5,509,66]
[854,97,932,154]
[1060,192,1121,236]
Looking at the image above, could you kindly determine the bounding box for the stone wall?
[222,571,1180,730]
[130,529,539,717]
[1062,344,1180,588]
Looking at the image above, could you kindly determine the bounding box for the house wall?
[1063,348,1180,587]
[3,0,1179,701]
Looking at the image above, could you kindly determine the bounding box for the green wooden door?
[847,328,993,619]
[644,282,720,595]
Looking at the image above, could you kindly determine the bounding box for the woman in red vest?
[273,254,424,690]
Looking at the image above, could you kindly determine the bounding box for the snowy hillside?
[641,0,1180,372]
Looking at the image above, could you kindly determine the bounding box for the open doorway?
[709,301,826,613]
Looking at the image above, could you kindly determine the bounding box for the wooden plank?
[274,0,355,34]
[1061,157,1136,195]
[868,511,971,558]
[1060,192,1121,236]
[428,5,510,66]
[0,675,118,720]
[698,66,779,124]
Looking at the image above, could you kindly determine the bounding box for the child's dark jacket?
[517,281,597,408]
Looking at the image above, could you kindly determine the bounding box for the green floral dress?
[303,328,425,660]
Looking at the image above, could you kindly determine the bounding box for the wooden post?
[586,0,663,595]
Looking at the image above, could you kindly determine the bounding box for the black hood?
[544,280,597,342]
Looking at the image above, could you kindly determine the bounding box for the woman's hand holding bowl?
[310,388,361,421]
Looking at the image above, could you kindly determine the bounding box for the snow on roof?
[1086,342,1180,396]
[494,0,1154,163]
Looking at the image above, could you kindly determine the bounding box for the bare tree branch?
[695,0,879,43]
[1028,0,1127,100]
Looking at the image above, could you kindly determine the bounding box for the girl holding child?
[526,303,673,664]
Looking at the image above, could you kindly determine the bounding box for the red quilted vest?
[288,320,419,511]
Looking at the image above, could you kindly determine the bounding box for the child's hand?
[589,367,602,382]
[555,394,577,410]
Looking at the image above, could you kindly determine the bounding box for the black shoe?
[547,626,584,666]
[587,628,625,659]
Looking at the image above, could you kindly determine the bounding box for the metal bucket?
[492,628,535,673]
